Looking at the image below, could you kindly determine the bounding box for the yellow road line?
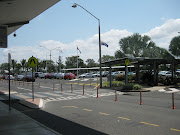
[62,106,78,108]
[140,122,159,127]
[91,83,97,85]
[79,83,85,85]
[118,117,131,120]
[82,109,93,112]
[171,128,180,132]
[99,112,110,116]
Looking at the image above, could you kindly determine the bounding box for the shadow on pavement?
[1,100,107,135]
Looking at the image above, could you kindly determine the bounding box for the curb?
[19,98,44,108]
[120,90,150,92]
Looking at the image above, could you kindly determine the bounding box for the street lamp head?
[72,3,77,8]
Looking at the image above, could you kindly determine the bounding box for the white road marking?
[17,87,31,91]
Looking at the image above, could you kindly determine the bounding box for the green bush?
[102,81,125,87]
[115,74,125,81]
[133,84,142,90]
[128,74,136,81]
[112,81,125,87]
[122,83,142,90]
[102,81,110,87]
[122,83,134,90]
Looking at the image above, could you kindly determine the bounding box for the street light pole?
[72,3,102,88]
[77,49,79,77]
[40,46,60,73]
[59,50,63,72]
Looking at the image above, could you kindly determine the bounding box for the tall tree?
[101,55,115,63]
[65,56,85,68]
[11,59,17,72]
[39,60,47,70]
[119,33,157,58]
[86,59,98,67]
[169,36,180,57]
[20,59,26,71]
[0,63,9,73]
[114,50,125,59]
[15,63,22,74]
[24,62,30,71]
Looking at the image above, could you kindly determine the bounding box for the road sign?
[125,59,130,66]
[28,56,38,67]
[0,25,7,48]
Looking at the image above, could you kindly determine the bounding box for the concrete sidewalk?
[0,101,61,135]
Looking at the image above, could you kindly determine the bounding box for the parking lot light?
[72,3,102,88]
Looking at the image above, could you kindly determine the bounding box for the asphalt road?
[0,78,180,135]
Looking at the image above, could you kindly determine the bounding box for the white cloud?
[144,19,180,49]
[1,18,180,65]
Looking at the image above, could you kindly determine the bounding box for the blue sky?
[1,0,180,64]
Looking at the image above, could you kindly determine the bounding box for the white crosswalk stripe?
[8,90,123,102]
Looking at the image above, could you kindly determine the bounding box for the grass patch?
[102,81,125,87]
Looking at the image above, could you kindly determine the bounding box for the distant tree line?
[0,33,179,74]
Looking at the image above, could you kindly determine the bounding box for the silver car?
[56,73,64,79]
[79,73,95,78]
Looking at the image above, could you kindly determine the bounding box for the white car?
[5,75,15,80]
[38,73,45,79]
[79,73,95,78]
[158,71,172,80]
[15,75,24,81]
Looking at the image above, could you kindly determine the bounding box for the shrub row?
[102,81,142,90]
[102,81,125,87]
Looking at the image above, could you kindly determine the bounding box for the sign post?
[8,53,11,110]
[125,59,130,84]
[28,56,38,101]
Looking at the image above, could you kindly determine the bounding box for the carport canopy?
[102,57,180,87]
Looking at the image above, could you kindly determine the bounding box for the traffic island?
[20,98,44,109]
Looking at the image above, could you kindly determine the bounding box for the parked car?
[44,73,53,79]
[111,72,119,77]
[34,72,43,78]
[38,73,45,79]
[102,71,109,77]
[5,75,15,80]
[128,71,136,76]
[23,74,35,82]
[79,73,96,78]
[55,73,64,79]
[51,73,57,78]
[15,75,24,81]
[92,72,100,77]
[64,73,75,80]
[0,74,5,79]
[158,71,172,80]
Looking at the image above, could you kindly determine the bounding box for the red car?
[23,75,35,82]
[44,73,53,79]
[64,73,75,80]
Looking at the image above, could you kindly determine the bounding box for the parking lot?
[0,77,180,135]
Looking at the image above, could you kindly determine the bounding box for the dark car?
[64,73,75,80]
[0,74,5,79]
[23,75,35,82]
